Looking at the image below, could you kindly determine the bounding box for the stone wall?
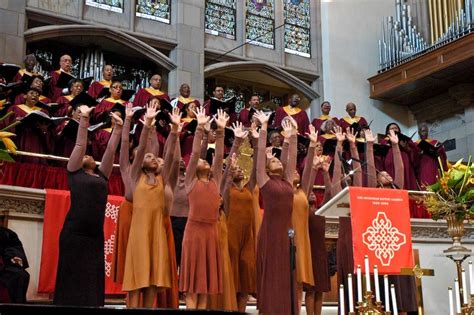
[0,0,27,65]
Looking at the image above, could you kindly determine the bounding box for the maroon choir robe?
[91,128,113,161]
[273,105,310,135]
[238,107,253,127]
[93,97,125,122]
[171,96,201,110]
[338,116,368,131]
[179,118,196,165]
[132,87,170,107]
[380,138,419,190]
[87,80,111,99]
[311,115,339,133]
[12,69,36,83]
[415,138,448,188]
[55,95,74,117]
[14,94,51,106]
[6,104,53,164]
[48,70,71,102]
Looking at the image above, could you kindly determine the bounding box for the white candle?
[374,265,380,302]
[384,275,390,312]
[390,284,398,315]
[462,269,468,305]
[455,279,462,314]
[470,261,474,295]
[348,274,354,312]
[357,265,362,302]
[448,287,454,315]
[364,255,371,292]
[339,284,345,315]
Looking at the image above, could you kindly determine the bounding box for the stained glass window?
[85,0,123,13]
[245,0,275,49]
[136,0,171,24]
[284,0,311,58]
[205,0,236,40]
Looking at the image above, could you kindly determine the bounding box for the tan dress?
[292,189,315,286]
[122,174,171,291]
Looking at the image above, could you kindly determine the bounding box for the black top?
[64,169,108,237]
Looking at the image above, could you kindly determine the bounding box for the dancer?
[54,104,123,306]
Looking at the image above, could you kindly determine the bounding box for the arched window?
[136,0,171,24]
[205,0,237,40]
[246,0,275,49]
[85,0,123,13]
[284,0,311,58]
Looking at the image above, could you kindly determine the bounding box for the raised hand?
[346,127,357,143]
[281,119,293,138]
[253,110,270,126]
[312,154,323,170]
[203,116,214,134]
[306,124,318,143]
[110,111,124,127]
[193,107,209,126]
[332,125,345,142]
[125,102,134,119]
[365,128,376,143]
[250,121,259,139]
[78,105,94,118]
[169,107,182,126]
[321,156,331,173]
[216,108,229,129]
[145,102,159,126]
[388,129,399,145]
[230,121,248,139]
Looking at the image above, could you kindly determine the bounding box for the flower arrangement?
[0,111,17,162]
[425,157,474,221]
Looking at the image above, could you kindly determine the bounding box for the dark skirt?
[308,214,330,292]
[54,229,104,306]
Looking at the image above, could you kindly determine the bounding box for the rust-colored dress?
[227,186,256,294]
[292,189,315,287]
[111,200,133,284]
[122,174,171,291]
[179,180,222,294]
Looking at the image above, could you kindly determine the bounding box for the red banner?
[38,189,124,294]
[349,187,414,274]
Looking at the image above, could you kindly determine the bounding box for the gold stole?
[283,105,301,116]
[17,104,42,114]
[145,87,164,96]
[342,116,361,124]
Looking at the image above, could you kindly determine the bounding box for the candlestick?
[455,279,462,314]
[348,274,354,312]
[339,284,345,315]
[384,275,390,312]
[448,287,454,315]
[469,261,474,295]
[357,265,362,302]
[364,255,371,292]
[462,269,468,305]
[390,284,398,315]
[374,265,380,302]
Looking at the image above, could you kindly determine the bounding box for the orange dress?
[179,180,222,294]
[292,189,315,286]
[122,174,171,291]
[227,186,257,294]
[111,200,133,284]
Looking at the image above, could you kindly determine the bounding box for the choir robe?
[415,138,448,188]
[93,97,126,123]
[318,134,337,160]
[12,69,35,83]
[14,94,51,106]
[6,104,53,164]
[311,115,339,133]
[338,116,368,131]
[54,120,78,159]
[381,138,419,190]
[55,95,74,117]
[132,87,170,107]
[87,80,111,99]
[48,70,71,102]
[238,107,254,127]
[171,96,201,110]
[273,105,310,135]
[91,128,113,161]
[179,117,196,165]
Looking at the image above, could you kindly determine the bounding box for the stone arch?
[24,24,176,71]
[204,61,319,101]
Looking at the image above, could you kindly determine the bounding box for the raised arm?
[320,156,333,204]
[365,129,377,188]
[119,103,133,174]
[280,137,290,171]
[161,107,181,184]
[254,111,271,188]
[331,125,345,196]
[220,121,247,192]
[185,107,209,188]
[346,127,362,187]
[388,130,404,189]
[99,112,123,178]
[301,125,318,196]
[148,127,160,157]
[282,118,297,184]
[130,103,159,182]
[200,118,212,159]
[211,109,230,189]
[247,123,259,191]
[222,153,237,215]
[67,105,94,172]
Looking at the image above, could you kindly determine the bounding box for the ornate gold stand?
[355,291,385,314]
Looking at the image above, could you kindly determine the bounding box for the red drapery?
[38,189,124,294]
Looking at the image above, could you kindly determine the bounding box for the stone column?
[0,0,27,65]
[168,0,205,101]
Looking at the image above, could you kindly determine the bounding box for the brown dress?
[227,186,257,294]
[308,214,330,292]
[179,180,222,294]
[111,200,133,284]
[292,189,315,286]
[122,174,171,291]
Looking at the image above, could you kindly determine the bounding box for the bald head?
[150,74,162,90]
[59,54,72,73]
[346,102,356,118]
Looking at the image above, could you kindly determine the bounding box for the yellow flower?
[0,131,17,154]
